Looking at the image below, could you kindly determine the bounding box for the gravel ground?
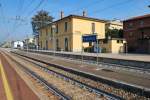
[3,51,60,100]
[17,51,150,89]
[10,52,107,100]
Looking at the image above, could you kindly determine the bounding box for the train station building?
[38,12,126,53]
[38,12,106,52]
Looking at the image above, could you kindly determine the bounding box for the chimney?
[83,11,87,17]
[60,11,64,19]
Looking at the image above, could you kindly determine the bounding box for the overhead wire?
[68,0,106,14]
[89,0,132,15]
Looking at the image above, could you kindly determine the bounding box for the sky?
[0,0,150,43]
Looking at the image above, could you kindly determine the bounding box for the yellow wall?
[39,25,53,50]
[99,39,126,53]
[54,18,73,51]
[39,16,105,52]
[72,18,105,52]
[111,40,124,53]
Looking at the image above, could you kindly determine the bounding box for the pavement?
[0,51,39,100]
[26,49,150,62]
[15,50,150,89]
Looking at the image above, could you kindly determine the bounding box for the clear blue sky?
[0,0,150,43]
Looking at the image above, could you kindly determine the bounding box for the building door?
[56,39,59,51]
[124,43,127,53]
[65,38,68,51]
[46,40,48,50]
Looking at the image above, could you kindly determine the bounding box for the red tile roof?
[124,14,150,21]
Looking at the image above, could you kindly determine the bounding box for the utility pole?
[52,24,56,56]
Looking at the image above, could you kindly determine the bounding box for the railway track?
[2,51,125,100]
[2,51,119,100]
[3,52,71,100]
[13,53,123,100]
[10,51,150,99]
[7,53,121,100]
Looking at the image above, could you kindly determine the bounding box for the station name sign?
[82,34,97,42]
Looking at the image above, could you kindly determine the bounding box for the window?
[64,22,68,32]
[56,39,59,50]
[40,41,42,48]
[40,31,42,36]
[117,40,123,43]
[46,28,48,36]
[128,23,133,28]
[51,27,53,36]
[140,21,144,26]
[129,32,133,37]
[56,24,58,33]
[92,23,95,33]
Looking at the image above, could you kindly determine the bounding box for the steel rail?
[12,52,125,100]
[3,52,71,100]
[11,51,150,98]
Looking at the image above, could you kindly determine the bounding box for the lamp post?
[96,34,99,65]
[52,24,56,56]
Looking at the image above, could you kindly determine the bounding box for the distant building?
[12,41,24,49]
[39,12,106,52]
[24,37,36,49]
[123,14,150,54]
[25,37,34,43]
[106,20,123,30]
[1,41,12,48]
[99,38,127,53]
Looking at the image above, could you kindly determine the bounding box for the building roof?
[54,15,107,23]
[38,14,106,30]
[124,14,150,22]
[106,20,123,26]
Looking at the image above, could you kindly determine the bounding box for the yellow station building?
[39,14,106,52]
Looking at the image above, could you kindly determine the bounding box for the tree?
[31,10,54,36]
[106,29,123,39]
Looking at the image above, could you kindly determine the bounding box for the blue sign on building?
[82,34,97,42]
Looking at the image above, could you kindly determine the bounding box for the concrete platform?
[13,50,150,89]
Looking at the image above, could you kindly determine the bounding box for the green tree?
[106,29,123,39]
[31,10,54,36]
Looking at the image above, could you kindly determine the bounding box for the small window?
[56,24,58,33]
[128,23,133,28]
[117,40,123,43]
[64,22,68,32]
[140,21,144,26]
[91,23,95,33]
[129,32,133,37]
[117,40,120,43]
